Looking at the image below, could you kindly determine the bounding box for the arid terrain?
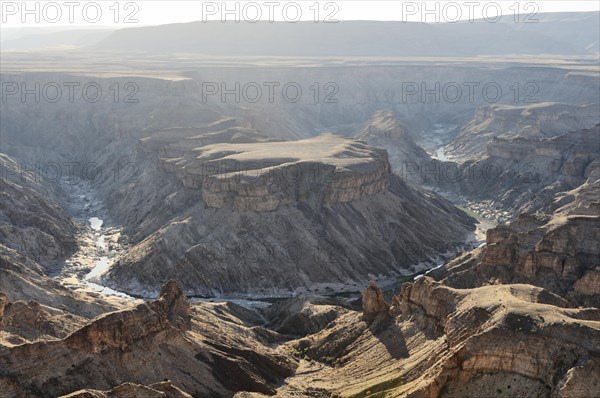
[1,12,599,398]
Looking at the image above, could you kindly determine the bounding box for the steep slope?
[431,167,600,307]
[0,281,295,398]
[355,110,433,180]
[0,153,77,267]
[425,123,600,218]
[444,103,600,163]
[274,278,600,397]
[99,134,475,297]
[0,154,126,321]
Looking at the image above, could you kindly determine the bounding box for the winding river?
[57,179,132,299]
[56,174,498,303]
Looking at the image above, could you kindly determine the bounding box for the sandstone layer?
[444,103,600,163]
[99,130,475,297]
[431,163,600,307]
[429,123,600,217]
[274,277,600,398]
[0,281,295,398]
[161,134,391,211]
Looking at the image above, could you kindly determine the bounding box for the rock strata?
[100,133,475,296]
[0,281,296,398]
[283,277,600,397]
[361,282,390,321]
[161,134,391,211]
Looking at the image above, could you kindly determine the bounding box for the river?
[55,173,498,305]
[56,179,133,299]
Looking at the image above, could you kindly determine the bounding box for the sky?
[1,0,599,28]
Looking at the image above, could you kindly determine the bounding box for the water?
[87,282,133,299]
[435,147,448,161]
[82,217,133,299]
[89,217,103,231]
[85,256,110,280]
[58,179,134,300]
[85,217,110,280]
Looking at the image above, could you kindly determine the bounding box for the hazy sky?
[1,1,599,28]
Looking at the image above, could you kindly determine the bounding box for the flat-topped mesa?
[161,134,392,212]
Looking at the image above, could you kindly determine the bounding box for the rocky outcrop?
[445,103,600,162]
[161,134,391,211]
[361,282,390,322]
[574,267,600,296]
[430,150,600,307]
[263,297,351,336]
[0,297,88,345]
[432,124,600,217]
[100,132,475,296]
[555,357,600,398]
[355,110,433,179]
[101,171,475,297]
[61,381,193,398]
[284,277,600,398]
[0,281,296,398]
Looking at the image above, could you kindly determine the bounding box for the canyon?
[1,13,600,398]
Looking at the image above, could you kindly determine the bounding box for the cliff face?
[162,134,392,212]
[354,110,433,179]
[431,154,600,307]
[0,154,77,267]
[445,103,600,162]
[277,277,600,398]
[431,124,600,217]
[0,281,296,398]
[99,131,475,297]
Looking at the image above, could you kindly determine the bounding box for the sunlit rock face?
[430,161,600,307]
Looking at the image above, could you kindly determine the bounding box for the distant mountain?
[1,28,114,50]
[91,13,600,56]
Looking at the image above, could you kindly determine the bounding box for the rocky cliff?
[431,124,600,217]
[355,110,433,180]
[0,281,295,398]
[431,153,600,307]
[98,131,475,297]
[266,277,600,398]
[0,153,77,267]
[444,103,600,163]
[161,134,391,211]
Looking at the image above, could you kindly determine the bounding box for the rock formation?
[361,282,390,322]
[355,110,433,180]
[0,153,77,267]
[430,123,600,217]
[98,131,475,297]
[161,134,392,211]
[431,164,600,306]
[282,278,600,397]
[0,281,296,398]
[60,381,194,398]
[444,102,600,162]
[1,27,599,398]
[263,296,351,337]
